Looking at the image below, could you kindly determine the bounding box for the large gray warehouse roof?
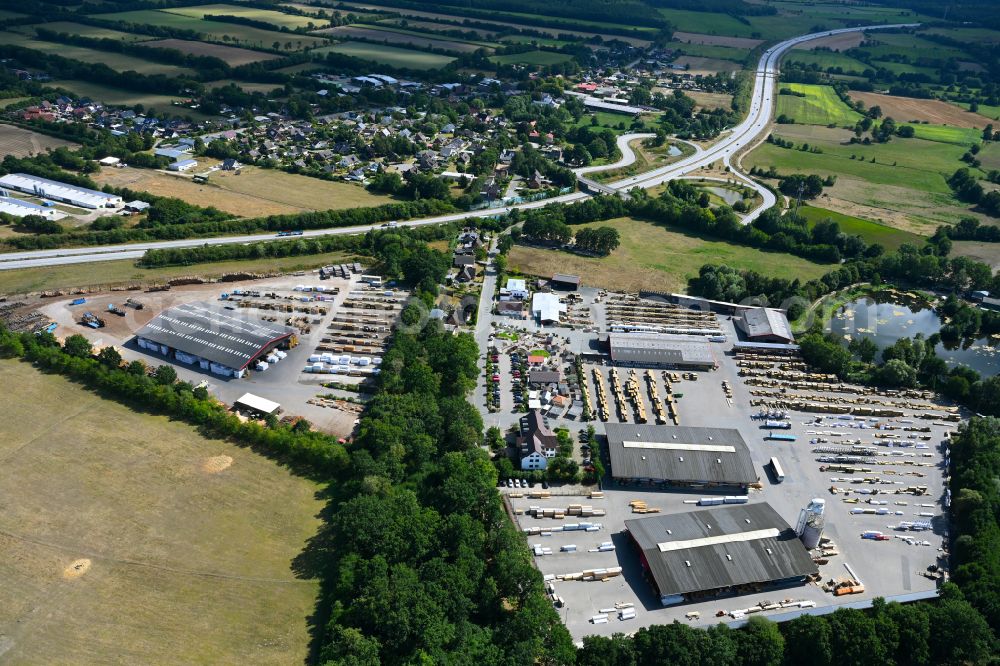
[626,503,818,597]
[605,423,756,485]
[136,301,295,370]
[608,332,715,366]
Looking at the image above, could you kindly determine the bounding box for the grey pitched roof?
[136,301,295,370]
[605,423,756,485]
[738,307,793,341]
[626,503,817,597]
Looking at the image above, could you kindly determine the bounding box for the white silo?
[796,498,826,549]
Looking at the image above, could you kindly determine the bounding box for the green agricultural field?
[656,8,755,37]
[0,33,196,77]
[0,9,26,20]
[672,42,748,62]
[313,40,454,69]
[953,101,1000,121]
[501,35,569,48]
[17,21,155,41]
[0,359,323,664]
[862,33,971,62]
[798,204,923,250]
[783,49,869,73]
[489,50,572,66]
[92,9,328,50]
[161,3,330,30]
[508,216,834,293]
[867,60,940,78]
[349,22,496,48]
[747,124,984,233]
[908,124,982,146]
[776,83,862,126]
[750,127,964,193]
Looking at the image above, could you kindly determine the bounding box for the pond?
[702,186,743,206]
[667,145,682,157]
[827,295,1000,376]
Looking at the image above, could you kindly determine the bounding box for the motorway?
[0,23,917,272]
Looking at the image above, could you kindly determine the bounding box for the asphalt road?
[0,23,918,272]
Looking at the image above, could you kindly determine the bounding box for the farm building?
[626,503,818,605]
[605,423,756,489]
[532,292,566,324]
[135,301,297,378]
[0,173,122,209]
[736,307,794,344]
[608,332,716,369]
[550,273,581,290]
[0,195,65,220]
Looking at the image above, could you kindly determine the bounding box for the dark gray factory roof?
[626,503,817,597]
[136,301,295,370]
[605,423,756,485]
[608,332,715,365]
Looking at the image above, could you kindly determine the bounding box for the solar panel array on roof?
[605,423,756,486]
[626,503,818,598]
[136,302,295,370]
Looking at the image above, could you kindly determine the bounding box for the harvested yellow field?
[93,166,394,217]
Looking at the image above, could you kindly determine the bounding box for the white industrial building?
[532,292,566,324]
[0,173,122,209]
[0,195,65,220]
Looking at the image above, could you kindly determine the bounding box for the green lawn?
[508,216,834,293]
[313,41,454,69]
[0,33,196,77]
[776,83,862,126]
[16,21,155,41]
[489,50,573,66]
[798,204,923,250]
[91,9,328,50]
[784,49,869,74]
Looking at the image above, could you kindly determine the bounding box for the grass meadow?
[508,216,833,293]
[0,360,323,664]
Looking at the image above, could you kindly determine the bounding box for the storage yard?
[16,266,407,436]
[488,288,953,639]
